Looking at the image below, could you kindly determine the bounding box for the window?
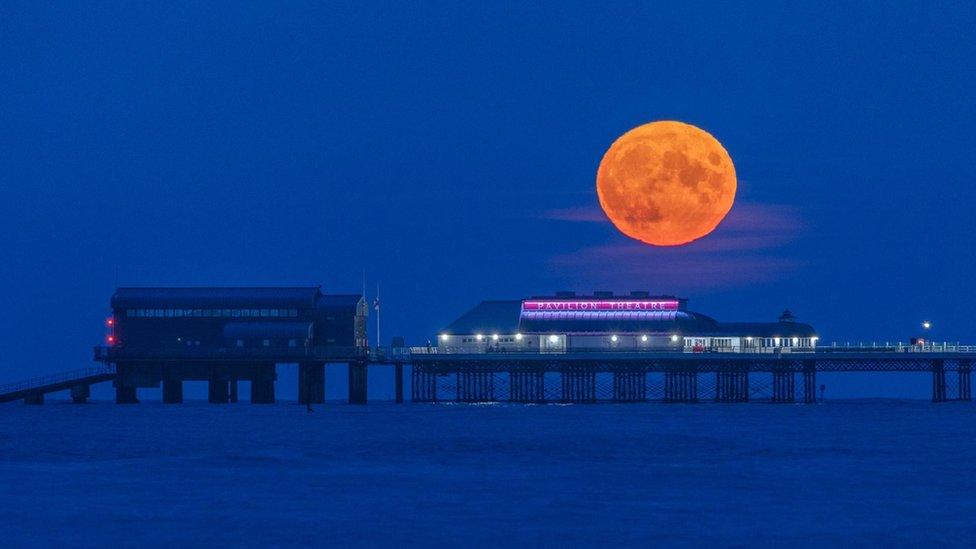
[260,309,269,317]
[203,309,212,317]
[270,309,279,317]
[174,309,184,317]
[288,339,297,347]
[262,339,270,347]
[288,309,298,317]
[240,309,250,317]
[232,309,241,317]
[236,339,244,347]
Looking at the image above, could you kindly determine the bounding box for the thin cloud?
[539,206,608,223]
[544,201,807,290]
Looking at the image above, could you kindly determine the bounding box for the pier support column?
[802,360,817,404]
[715,367,749,403]
[70,384,90,404]
[664,368,698,403]
[114,364,139,404]
[715,369,733,403]
[772,368,795,403]
[411,364,437,402]
[561,367,596,403]
[229,378,238,403]
[613,371,646,402]
[932,359,947,403]
[959,361,972,401]
[348,360,368,404]
[394,362,404,404]
[162,371,183,404]
[298,362,325,405]
[250,364,276,404]
[24,392,44,405]
[457,370,495,402]
[509,370,545,403]
[208,365,230,404]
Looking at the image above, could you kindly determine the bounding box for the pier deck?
[1,346,974,405]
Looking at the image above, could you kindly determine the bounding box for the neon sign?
[522,300,679,312]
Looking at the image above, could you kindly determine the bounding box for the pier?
[2,345,975,405]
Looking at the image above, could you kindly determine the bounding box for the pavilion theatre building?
[436,292,817,353]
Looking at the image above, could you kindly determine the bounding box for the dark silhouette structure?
[95,287,367,404]
[1,286,974,406]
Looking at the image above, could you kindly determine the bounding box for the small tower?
[779,309,796,323]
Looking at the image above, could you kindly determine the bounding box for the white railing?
[407,343,976,355]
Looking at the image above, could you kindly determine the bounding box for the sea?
[1,399,974,547]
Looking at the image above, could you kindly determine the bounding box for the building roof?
[439,297,818,338]
[440,301,523,335]
[714,322,817,338]
[112,287,322,309]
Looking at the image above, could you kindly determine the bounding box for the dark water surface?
[1,400,974,547]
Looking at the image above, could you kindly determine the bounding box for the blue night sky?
[1,3,974,382]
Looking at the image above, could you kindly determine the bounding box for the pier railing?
[408,343,976,355]
[0,365,116,396]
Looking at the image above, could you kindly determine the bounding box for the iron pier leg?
[959,361,972,401]
[298,362,325,405]
[562,367,596,403]
[348,360,368,404]
[802,360,817,404]
[411,364,437,402]
[114,363,139,404]
[614,371,646,402]
[738,368,750,402]
[70,384,90,404]
[395,362,404,403]
[772,367,795,403]
[250,363,276,404]
[162,372,183,404]
[209,365,230,404]
[932,359,947,402]
[715,369,730,403]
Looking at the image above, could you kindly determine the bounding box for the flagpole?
[375,282,380,348]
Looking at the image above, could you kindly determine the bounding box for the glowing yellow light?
[515,333,523,341]
[476,334,484,341]
[641,335,648,342]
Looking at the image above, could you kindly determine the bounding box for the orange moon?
[596,121,737,246]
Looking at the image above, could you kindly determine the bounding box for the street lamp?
[922,321,932,330]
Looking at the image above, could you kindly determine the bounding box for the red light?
[106,317,115,327]
[107,336,115,345]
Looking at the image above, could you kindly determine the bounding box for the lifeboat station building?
[436,292,817,353]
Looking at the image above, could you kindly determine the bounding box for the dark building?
[437,292,817,353]
[96,287,368,405]
[109,287,367,353]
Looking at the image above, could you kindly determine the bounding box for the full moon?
[596,121,737,246]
